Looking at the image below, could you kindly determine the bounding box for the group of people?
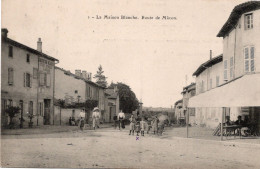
[225,115,258,136]
[129,114,165,136]
[76,107,101,131]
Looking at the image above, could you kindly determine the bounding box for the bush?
[5,106,20,129]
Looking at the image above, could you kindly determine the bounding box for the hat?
[93,107,99,111]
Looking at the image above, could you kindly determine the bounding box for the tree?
[109,82,139,114]
[5,106,20,128]
[93,65,107,88]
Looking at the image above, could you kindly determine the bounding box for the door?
[1,99,7,127]
[44,99,51,125]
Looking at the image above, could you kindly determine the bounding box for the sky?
[1,0,249,107]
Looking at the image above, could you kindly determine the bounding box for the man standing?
[117,110,125,130]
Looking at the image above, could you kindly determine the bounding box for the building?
[192,54,224,128]
[174,99,184,124]
[189,1,260,132]
[54,67,106,125]
[181,83,196,125]
[104,87,120,122]
[1,29,59,128]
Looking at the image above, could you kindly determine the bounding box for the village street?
[1,126,260,169]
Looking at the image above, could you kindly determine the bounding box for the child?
[79,117,85,131]
[129,114,136,135]
[140,117,146,136]
[152,116,159,135]
[135,121,141,136]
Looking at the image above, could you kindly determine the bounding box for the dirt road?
[1,129,260,168]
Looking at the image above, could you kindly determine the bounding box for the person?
[158,120,165,136]
[92,107,100,130]
[129,114,136,135]
[113,113,118,129]
[135,121,141,136]
[117,110,125,130]
[69,117,72,126]
[79,117,85,131]
[235,116,244,125]
[152,116,159,135]
[225,116,231,126]
[140,117,146,136]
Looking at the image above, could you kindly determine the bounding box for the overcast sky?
[2,0,248,107]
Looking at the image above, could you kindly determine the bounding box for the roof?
[189,73,260,107]
[192,54,223,77]
[55,66,105,89]
[174,99,183,106]
[2,36,58,62]
[181,83,196,94]
[217,1,260,37]
[105,89,118,99]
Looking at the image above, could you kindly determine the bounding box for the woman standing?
[92,107,100,130]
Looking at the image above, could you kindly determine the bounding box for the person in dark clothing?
[235,116,244,125]
[113,113,118,129]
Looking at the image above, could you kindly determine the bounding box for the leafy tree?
[5,106,20,128]
[109,82,139,114]
[93,65,107,88]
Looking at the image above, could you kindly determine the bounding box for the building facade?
[104,88,120,122]
[1,29,58,128]
[189,1,260,131]
[182,83,196,125]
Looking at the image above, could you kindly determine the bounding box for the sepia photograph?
[1,0,260,168]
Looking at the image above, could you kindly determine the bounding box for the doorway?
[19,100,23,128]
[44,99,51,125]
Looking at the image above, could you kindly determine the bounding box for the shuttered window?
[39,73,45,86]
[244,13,253,30]
[24,73,32,88]
[230,57,234,79]
[8,68,14,85]
[244,46,255,73]
[8,46,13,57]
[46,73,51,87]
[224,60,228,80]
[216,76,219,87]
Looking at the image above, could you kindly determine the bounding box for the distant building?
[174,99,183,124]
[181,83,196,125]
[1,29,59,128]
[104,87,120,122]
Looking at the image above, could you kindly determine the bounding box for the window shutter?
[24,73,26,87]
[46,74,51,87]
[30,74,32,88]
[8,68,14,85]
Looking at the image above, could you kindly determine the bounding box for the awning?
[188,73,260,107]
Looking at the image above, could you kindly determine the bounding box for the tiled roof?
[217,1,260,37]
[192,54,223,77]
[55,66,105,88]
[2,36,58,62]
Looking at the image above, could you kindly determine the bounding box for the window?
[46,73,51,87]
[8,46,13,57]
[28,101,33,114]
[244,13,253,30]
[216,76,220,87]
[39,73,45,86]
[201,81,204,93]
[224,60,228,80]
[230,57,234,79]
[26,54,30,63]
[8,68,14,85]
[33,68,38,79]
[24,73,32,88]
[244,46,255,73]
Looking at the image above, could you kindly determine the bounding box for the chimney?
[210,50,212,60]
[89,73,92,81]
[82,71,87,79]
[1,28,8,37]
[37,38,42,52]
[75,70,81,77]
